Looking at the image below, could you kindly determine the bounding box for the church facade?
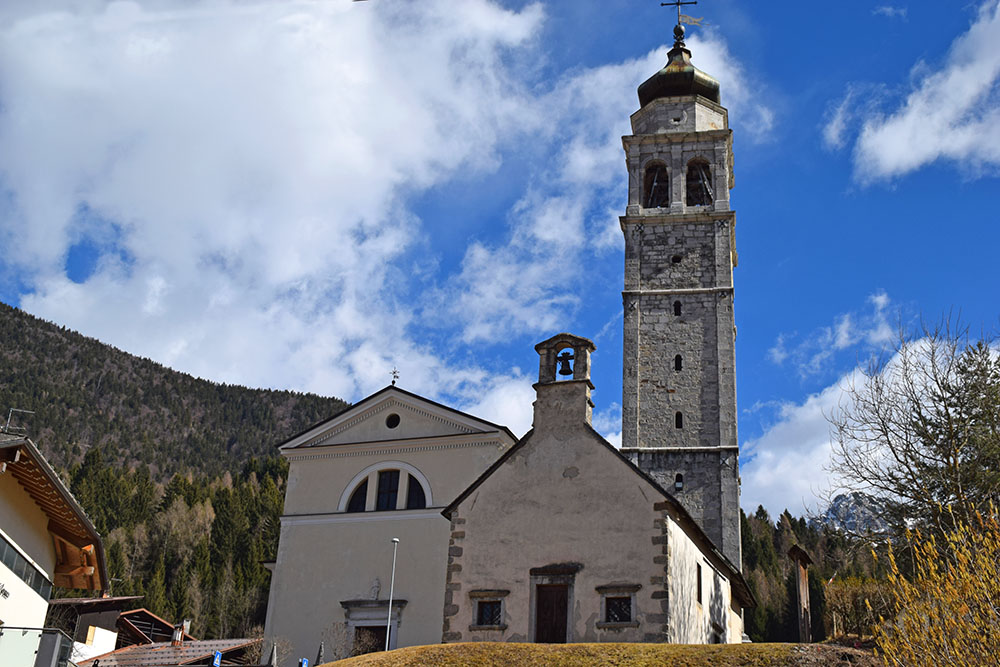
[440,334,751,646]
[263,21,749,664]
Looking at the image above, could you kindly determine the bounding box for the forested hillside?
[0,301,347,477]
[0,301,351,637]
[66,453,286,639]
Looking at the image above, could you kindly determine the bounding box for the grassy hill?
[0,301,348,478]
[327,642,878,666]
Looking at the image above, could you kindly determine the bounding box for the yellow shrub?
[875,511,1000,666]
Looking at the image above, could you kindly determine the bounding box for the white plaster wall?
[0,472,54,630]
[0,561,49,628]
[264,513,449,666]
[0,473,56,575]
[667,520,738,643]
[283,437,507,515]
[266,424,512,666]
[72,626,118,662]
[447,414,666,644]
[319,402,472,446]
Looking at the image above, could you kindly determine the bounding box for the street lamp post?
[385,537,400,652]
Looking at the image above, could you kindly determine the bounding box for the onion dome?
[637,24,720,107]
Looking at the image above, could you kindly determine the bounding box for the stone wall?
[620,93,741,570]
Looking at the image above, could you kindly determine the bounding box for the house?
[0,433,108,667]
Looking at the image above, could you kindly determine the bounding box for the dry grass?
[325,642,877,666]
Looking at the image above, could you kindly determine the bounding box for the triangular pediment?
[280,386,509,449]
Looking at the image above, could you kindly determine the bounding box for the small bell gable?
[532,333,596,432]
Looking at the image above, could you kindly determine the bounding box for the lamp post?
[385,537,400,652]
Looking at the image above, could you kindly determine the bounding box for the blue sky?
[0,0,998,516]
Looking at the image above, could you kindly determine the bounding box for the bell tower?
[620,22,741,568]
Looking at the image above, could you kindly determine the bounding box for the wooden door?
[535,584,568,643]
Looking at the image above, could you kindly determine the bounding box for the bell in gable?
[556,350,575,376]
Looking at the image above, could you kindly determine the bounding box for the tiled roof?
[77,638,260,666]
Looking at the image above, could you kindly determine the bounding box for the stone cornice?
[621,446,740,453]
[284,436,507,462]
[620,209,735,225]
[281,509,445,526]
[296,397,481,449]
[622,128,731,148]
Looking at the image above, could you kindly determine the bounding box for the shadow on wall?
[666,560,729,643]
[710,572,728,642]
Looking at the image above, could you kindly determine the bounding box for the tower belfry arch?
[619,15,741,568]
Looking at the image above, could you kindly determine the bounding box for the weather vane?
[391,367,400,386]
[661,0,704,27]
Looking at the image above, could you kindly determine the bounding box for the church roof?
[277,384,517,450]
[442,424,755,609]
[637,24,721,107]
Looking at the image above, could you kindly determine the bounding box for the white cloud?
[438,32,773,344]
[745,336,1000,516]
[767,334,789,365]
[0,1,771,432]
[845,1,1000,180]
[457,371,535,438]
[873,6,908,19]
[1,0,545,401]
[592,402,622,447]
[822,89,854,150]
[741,378,846,515]
[767,291,895,378]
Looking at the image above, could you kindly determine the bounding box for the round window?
[385,413,401,429]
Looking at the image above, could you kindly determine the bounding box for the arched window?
[675,412,684,429]
[674,355,683,371]
[686,159,713,206]
[346,479,367,513]
[406,476,426,509]
[673,301,682,316]
[376,470,400,511]
[339,462,433,513]
[643,163,670,208]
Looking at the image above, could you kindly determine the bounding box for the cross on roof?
[661,0,698,25]
[390,367,400,386]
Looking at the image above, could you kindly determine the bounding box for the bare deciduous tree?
[828,320,1000,541]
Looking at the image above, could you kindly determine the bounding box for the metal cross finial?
[661,0,698,26]
[390,367,400,386]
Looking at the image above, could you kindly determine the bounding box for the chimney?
[532,333,596,433]
[171,620,190,647]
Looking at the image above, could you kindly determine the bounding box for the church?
[263,19,752,663]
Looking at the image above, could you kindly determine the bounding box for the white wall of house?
[0,473,54,629]
[72,626,118,662]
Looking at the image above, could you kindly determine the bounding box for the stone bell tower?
[620,22,741,568]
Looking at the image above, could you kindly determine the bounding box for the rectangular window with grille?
[605,596,631,623]
[476,600,502,627]
[595,584,640,629]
